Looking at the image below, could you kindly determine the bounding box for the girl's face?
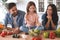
[47,6,52,16]
[29,5,36,13]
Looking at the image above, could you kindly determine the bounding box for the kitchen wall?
[0,0,60,25]
[15,0,60,24]
[0,0,38,24]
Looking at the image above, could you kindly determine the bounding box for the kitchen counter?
[0,30,60,40]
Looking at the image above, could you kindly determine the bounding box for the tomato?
[0,31,8,37]
[32,37,42,40]
[2,31,7,35]
[32,37,38,40]
[0,32,5,37]
[38,37,42,40]
[1,31,7,35]
[49,32,56,39]
[0,31,2,34]
[34,38,38,40]
[7,31,13,35]
[32,37,35,40]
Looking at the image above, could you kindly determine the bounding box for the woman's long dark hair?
[45,4,58,25]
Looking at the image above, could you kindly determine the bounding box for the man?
[4,3,25,33]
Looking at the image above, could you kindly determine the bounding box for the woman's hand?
[45,16,52,29]
[47,16,52,21]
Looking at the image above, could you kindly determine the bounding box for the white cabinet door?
[38,0,44,12]
[56,0,60,12]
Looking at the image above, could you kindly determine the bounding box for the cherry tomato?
[32,37,42,40]
[7,31,13,35]
[2,31,7,35]
[0,32,5,37]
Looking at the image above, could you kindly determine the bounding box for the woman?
[20,1,44,33]
[42,4,58,30]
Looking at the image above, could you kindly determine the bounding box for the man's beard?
[12,13,17,17]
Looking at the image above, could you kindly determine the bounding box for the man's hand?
[13,27,20,34]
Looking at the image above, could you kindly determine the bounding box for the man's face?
[9,6,17,15]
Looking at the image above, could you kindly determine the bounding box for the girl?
[42,4,58,30]
[20,1,44,33]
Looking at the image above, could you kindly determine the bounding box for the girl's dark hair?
[7,3,16,10]
[26,1,37,14]
[45,4,58,25]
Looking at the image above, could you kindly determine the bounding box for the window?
[48,0,53,4]
[38,0,60,13]
[56,0,60,12]
[38,0,44,12]
[48,0,60,12]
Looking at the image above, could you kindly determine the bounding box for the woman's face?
[29,5,36,13]
[47,6,52,16]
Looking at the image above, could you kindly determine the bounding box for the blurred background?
[0,0,60,26]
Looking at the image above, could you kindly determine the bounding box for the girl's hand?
[36,23,41,27]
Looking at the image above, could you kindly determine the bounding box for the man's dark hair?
[7,3,16,10]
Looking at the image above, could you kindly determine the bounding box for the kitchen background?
[0,0,60,26]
